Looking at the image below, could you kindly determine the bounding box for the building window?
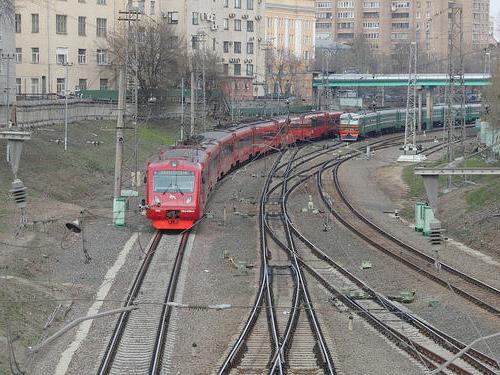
[15,14,21,33]
[247,20,254,32]
[100,78,108,90]
[78,79,87,91]
[223,64,229,75]
[15,48,22,63]
[97,0,106,4]
[234,19,241,31]
[167,12,178,24]
[31,78,39,94]
[192,12,199,25]
[247,42,253,54]
[246,64,253,76]
[97,49,108,65]
[234,64,241,76]
[150,1,155,15]
[16,78,22,94]
[56,78,66,94]
[223,18,229,30]
[31,14,39,33]
[223,41,230,53]
[56,15,67,34]
[56,47,68,64]
[223,0,228,7]
[78,49,87,64]
[96,18,107,37]
[234,41,241,53]
[247,0,253,9]
[235,0,241,8]
[31,48,39,64]
[78,16,86,36]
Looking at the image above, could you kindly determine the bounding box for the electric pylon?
[444,2,466,188]
[398,42,425,162]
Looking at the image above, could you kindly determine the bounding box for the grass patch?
[466,183,500,211]
[0,119,178,206]
[138,125,176,146]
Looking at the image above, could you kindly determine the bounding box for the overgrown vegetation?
[0,119,178,211]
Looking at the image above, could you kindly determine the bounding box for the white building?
[1,1,16,126]
[14,0,125,95]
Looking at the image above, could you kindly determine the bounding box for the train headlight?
[154,196,161,207]
[185,196,192,204]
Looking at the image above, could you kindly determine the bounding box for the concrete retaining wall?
[12,99,119,128]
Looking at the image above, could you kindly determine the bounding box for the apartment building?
[315,0,490,60]
[1,8,16,126]
[160,0,266,99]
[264,0,316,98]
[13,0,125,95]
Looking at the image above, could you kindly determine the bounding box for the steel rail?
[275,152,336,374]
[329,154,500,314]
[97,231,163,375]
[150,231,190,374]
[218,152,284,375]
[271,160,498,374]
[267,141,499,373]
[268,149,306,373]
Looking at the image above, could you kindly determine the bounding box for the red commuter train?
[145,111,343,230]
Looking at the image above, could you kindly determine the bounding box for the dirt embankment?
[0,119,178,374]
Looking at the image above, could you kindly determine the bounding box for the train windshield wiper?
[162,184,184,195]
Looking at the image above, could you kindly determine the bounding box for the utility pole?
[63,62,73,151]
[181,76,184,141]
[190,68,195,136]
[114,68,125,199]
[2,53,15,128]
[445,3,465,189]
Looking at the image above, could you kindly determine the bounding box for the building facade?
[1,3,16,126]
[315,0,490,60]
[14,0,126,95]
[159,0,266,99]
[264,0,316,99]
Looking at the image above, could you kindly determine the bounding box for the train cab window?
[153,170,195,193]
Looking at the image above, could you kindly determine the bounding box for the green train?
[340,104,482,141]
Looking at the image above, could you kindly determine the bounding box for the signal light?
[10,179,27,209]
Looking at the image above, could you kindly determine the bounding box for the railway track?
[97,230,190,375]
[219,147,335,374]
[265,142,500,374]
[319,146,500,316]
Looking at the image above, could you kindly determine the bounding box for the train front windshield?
[153,170,195,193]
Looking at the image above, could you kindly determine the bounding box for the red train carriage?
[146,154,202,230]
[145,111,343,230]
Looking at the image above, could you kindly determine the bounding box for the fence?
[9,99,118,128]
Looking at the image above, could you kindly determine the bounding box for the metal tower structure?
[398,42,425,162]
[444,2,465,188]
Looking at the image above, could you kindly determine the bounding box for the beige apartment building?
[160,0,266,99]
[264,0,316,99]
[13,0,266,98]
[315,0,490,60]
[14,0,126,95]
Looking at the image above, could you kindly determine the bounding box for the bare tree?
[266,47,303,97]
[0,0,14,22]
[107,19,188,98]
